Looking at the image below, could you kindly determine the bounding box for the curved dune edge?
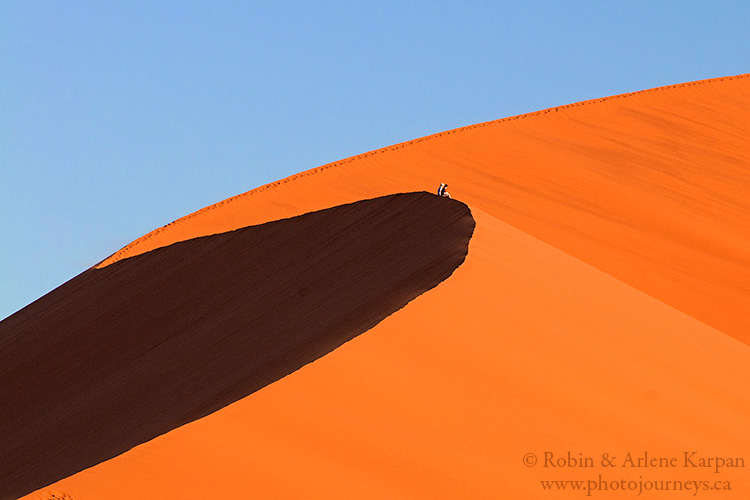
[97,73,750,343]
[97,72,749,269]
[1,193,475,500]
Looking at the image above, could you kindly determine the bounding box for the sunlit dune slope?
[13,74,750,499]
[0,193,473,500]
[100,74,750,343]
[27,210,750,500]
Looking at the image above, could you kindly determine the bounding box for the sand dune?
[7,74,750,499]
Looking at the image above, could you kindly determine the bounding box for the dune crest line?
[98,73,749,269]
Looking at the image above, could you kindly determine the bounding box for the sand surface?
[7,74,750,499]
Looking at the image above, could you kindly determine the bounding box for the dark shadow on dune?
[0,192,474,500]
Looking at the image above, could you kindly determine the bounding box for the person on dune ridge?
[437,182,451,199]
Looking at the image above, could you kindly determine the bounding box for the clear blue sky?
[1,1,748,320]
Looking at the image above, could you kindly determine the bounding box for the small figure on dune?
[437,182,451,199]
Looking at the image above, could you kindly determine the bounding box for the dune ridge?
[98,72,749,269]
[97,73,750,343]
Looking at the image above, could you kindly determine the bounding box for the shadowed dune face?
[0,192,474,500]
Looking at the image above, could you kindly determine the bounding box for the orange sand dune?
[11,74,750,499]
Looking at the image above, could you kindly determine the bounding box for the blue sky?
[1,1,748,320]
